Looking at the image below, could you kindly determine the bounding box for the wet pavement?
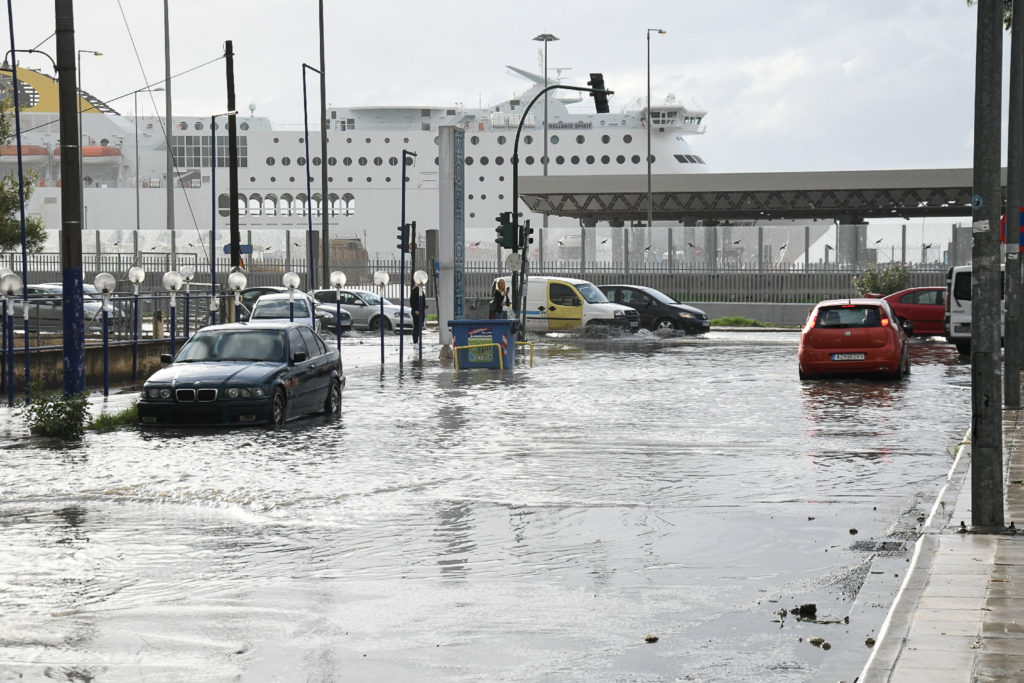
[0,329,970,681]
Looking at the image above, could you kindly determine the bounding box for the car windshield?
[355,291,381,305]
[646,288,678,305]
[816,305,883,328]
[82,285,103,300]
[176,330,286,362]
[252,298,311,319]
[576,283,609,304]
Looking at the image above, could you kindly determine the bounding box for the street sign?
[223,244,254,254]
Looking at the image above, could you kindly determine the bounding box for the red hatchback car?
[798,299,911,380]
[880,286,946,337]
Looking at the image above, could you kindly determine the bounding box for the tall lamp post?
[134,86,164,240]
[209,110,237,325]
[77,48,102,226]
[373,271,389,365]
[329,270,347,351]
[128,266,145,381]
[302,63,323,290]
[533,33,558,234]
[646,28,665,233]
[94,272,116,396]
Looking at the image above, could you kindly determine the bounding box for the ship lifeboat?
[0,144,50,169]
[54,145,122,166]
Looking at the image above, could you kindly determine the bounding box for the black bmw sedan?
[139,321,344,427]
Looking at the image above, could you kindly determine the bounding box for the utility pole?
[1006,3,1024,408]
[971,0,1004,530]
[163,0,174,237]
[226,40,241,269]
[55,0,86,395]
[318,0,330,287]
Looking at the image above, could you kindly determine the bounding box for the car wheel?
[271,388,287,425]
[799,367,808,380]
[324,379,341,415]
[903,350,911,376]
[654,317,678,331]
[369,316,392,332]
[954,341,970,355]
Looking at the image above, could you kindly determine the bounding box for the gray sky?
[3,1,998,174]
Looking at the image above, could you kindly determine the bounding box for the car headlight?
[144,387,172,399]
[225,387,266,399]
[614,310,624,317]
[679,312,695,319]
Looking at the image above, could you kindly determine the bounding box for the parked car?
[880,286,946,337]
[598,284,710,334]
[519,276,640,332]
[249,291,327,333]
[798,299,911,380]
[310,288,412,332]
[239,286,350,333]
[138,321,344,426]
[9,282,127,331]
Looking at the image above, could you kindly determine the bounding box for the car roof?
[814,298,888,308]
[526,276,596,286]
[196,321,306,332]
[252,291,312,302]
[599,283,655,292]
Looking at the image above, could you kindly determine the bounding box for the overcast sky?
[2,1,1000,175]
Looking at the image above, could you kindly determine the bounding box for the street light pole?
[302,63,322,290]
[533,33,558,236]
[210,110,237,324]
[647,29,665,234]
[77,48,102,229]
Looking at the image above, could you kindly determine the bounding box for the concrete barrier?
[2,339,174,393]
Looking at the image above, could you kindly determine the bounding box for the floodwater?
[0,329,970,682]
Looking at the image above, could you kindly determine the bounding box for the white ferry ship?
[1,62,709,261]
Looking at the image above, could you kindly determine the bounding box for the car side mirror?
[900,318,914,334]
[315,311,327,319]
[292,351,307,364]
[160,353,172,364]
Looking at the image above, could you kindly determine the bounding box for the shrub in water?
[18,390,90,440]
[851,263,910,297]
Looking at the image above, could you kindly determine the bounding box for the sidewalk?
[859,410,1024,681]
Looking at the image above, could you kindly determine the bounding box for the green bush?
[90,403,139,432]
[851,263,911,297]
[18,390,90,440]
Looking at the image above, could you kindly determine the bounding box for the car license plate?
[832,353,866,361]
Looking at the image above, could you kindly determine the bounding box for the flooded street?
[0,330,970,681]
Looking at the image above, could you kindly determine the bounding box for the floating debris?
[849,528,858,535]
[865,637,876,648]
[809,637,825,647]
[644,635,659,644]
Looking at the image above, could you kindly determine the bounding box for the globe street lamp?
[329,270,347,350]
[227,268,248,322]
[647,29,666,234]
[283,271,301,323]
[373,271,390,365]
[128,266,146,381]
[162,270,183,356]
[94,272,116,396]
[179,265,195,335]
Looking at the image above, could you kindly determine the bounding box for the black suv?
[598,284,710,334]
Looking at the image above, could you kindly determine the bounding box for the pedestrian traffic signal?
[588,73,610,114]
[523,219,534,245]
[397,223,409,251]
[494,211,517,249]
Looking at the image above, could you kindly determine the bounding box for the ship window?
[498,194,504,200]
[471,136,479,145]
[347,176,353,182]
[373,157,383,166]
[601,155,610,164]
[298,157,306,166]
[343,157,352,166]
[510,99,520,107]
[674,154,688,163]
[480,157,489,165]
[695,156,705,164]
[217,192,230,217]
[177,122,188,130]
[468,194,474,200]
[555,156,564,165]
[601,135,610,143]
[248,194,262,217]
[347,119,355,130]
[389,157,398,166]
[478,177,484,182]
[469,212,476,218]
[465,157,474,165]
[295,194,308,216]
[341,192,355,216]
[327,192,340,216]
[623,134,632,143]
[525,156,534,165]
[497,135,506,145]
[586,155,595,164]
[328,156,337,166]
[312,157,321,166]
[684,154,696,163]
[264,193,278,216]
[358,157,367,166]
[366,176,372,183]
[266,157,275,166]
[576,135,585,144]
[331,111,336,119]
[404,156,414,167]
[480,194,486,200]
[273,137,279,143]
[385,177,391,183]
[249,176,256,183]
[240,122,249,131]
[422,123,431,131]
[571,155,580,165]
[550,135,559,145]
[650,154,656,164]
[404,137,410,143]
[365,137,372,144]
[311,193,323,217]
[281,157,291,166]
[524,135,534,145]
[270,177,276,182]
[434,157,438,166]
[420,109,430,117]
[280,193,294,216]
[299,137,305,144]
[289,177,295,182]
[632,155,641,164]
[495,156,504,165]
[616,155,625,164]
[384,137,390,143]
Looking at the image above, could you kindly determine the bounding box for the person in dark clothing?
[490,278,510,319]
[410,284,422,343]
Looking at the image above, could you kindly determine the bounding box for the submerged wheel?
[954,341,970,355]
[324,379,341,415]
[654,318,678,331]
[271,388,287,425]
[798,367,808,380]
[369,316,392,332]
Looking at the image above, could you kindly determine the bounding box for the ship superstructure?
[1,63,709,258]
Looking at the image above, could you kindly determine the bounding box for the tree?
[0,97,47,253]
[851,263,910,297]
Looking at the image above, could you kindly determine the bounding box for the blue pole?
[7,1,31,402]
[379,295,385,365]
[0,298,5,394]
[170,295,177,356]
[400,152,407,365]
[210,115,218,325]
[132,290,139,381]
[184,287,190,336]
[7,308,14,406]
[289,291,295,322]
[418,293,425,361]
[102,309,109,396]
[336,298,341,350]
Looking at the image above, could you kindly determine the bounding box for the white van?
[521,276,640,333]
[945,264,1004,354]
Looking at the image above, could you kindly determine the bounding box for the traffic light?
[408,221,416,253]
[494,211,517,249]
[588,73,610,114]
[397,223,409,251]
[522,219,534,246]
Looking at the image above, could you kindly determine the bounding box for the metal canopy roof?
[519,168,1001,222]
